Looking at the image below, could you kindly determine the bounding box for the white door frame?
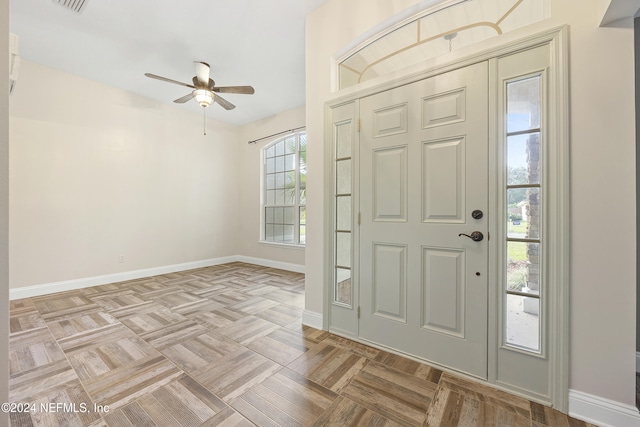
[324,24,569,411]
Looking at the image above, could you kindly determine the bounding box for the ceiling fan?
[145,61,255,111]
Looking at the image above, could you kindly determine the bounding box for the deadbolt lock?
[471,210,483,220]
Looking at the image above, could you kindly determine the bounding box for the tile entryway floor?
[9,262,596,426]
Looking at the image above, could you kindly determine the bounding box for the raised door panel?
[422,88,466,128]
[373,146,408,222]
[422,137,466,223]
[373,243,407,322]
[422,247,465,338]
[373,103,408,138]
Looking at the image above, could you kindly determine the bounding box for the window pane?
[275,172,285,189]
[336,159,352,195]
[299,173,306,205]
[336,196,351,231]
[265,207,274,224]
[266,174,275,190]
[507,76,540,133]
[336,121,352,159]
[505,293,540,351]
[284,207,294,225]
[283,225,295,243]
[265,224,274,241]
[507,241,540,295]
[336,231,351,268]
[275,156,285,173]
[266,157,275,174]
[299,133,307,151]
[285,171,295,189]
[507,133,540,185]
[299,225,306,244]
[275,140,285,156]
[285,154,295,171]
[285,137,296,154]
[273,207,283,224]
[335,267,352,305]
[507,188,540,239]
[266,145,276,158]
[284,188,295,205]
[275,189,285,205]
[274,224,284,242]
[300,145,307,174]
[266,190,275,206]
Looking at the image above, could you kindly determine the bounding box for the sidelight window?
[504,75,542,353]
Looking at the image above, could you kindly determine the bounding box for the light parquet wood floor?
[9,262,597,427]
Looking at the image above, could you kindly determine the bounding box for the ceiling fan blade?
[173,93,194,104]
[145,73,195,89]
[214,93,236,110]
[213,85,255,95]
[194,61,210,85]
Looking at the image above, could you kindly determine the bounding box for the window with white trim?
[504,74,542,352]
[262,131,306,245]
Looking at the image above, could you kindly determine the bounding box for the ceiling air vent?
[52,0,89,13]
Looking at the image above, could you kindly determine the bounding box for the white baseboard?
[10,255,305,300]
[302,310,323,329]
[236,256,305,274]
[569,389,640,427]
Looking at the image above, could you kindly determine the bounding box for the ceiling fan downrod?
[203,106,207,136]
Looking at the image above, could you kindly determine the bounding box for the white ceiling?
[10,0,327,125]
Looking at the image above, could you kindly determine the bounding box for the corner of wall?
[1,0,11,422]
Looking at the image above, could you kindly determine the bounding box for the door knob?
[458,231,484,242]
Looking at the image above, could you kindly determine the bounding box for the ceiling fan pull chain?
[203,107,207,135]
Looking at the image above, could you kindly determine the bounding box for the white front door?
[359,61,489,378]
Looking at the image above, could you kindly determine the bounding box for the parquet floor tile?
[232,368,337,426]
[216,315,281,346]
[341,361,438,426]
[32,291,102,321]
[247,327,311,366]
[9,327,68,377]
[8,262,599,426]
[9,300,46,334]
[194,348,281,401]
[288,341,369,393]
[255,303,303,327]
[161,331,244,373]
[312,395,405,426]
[103,373,227,426]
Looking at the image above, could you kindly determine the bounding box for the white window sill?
[258,241,305,250]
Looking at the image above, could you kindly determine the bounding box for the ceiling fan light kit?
[194,89,214,107]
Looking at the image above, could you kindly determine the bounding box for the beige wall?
[238,106,306,268]
[9,60,243,289]
[1,0,10,422]
[548,2,635,405]
[9,59,307,291]
[305,0,636,407]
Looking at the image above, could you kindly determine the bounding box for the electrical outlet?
[118,255,124,263]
